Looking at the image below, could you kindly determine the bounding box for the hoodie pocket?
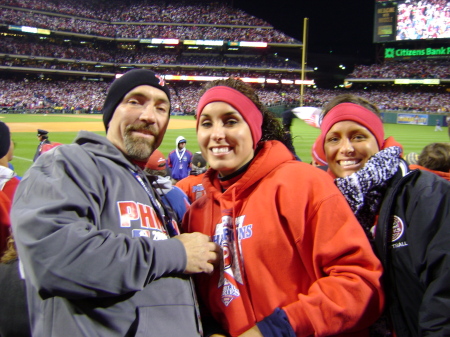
[135,305,200,337]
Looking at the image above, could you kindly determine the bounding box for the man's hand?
[176,232,221,274]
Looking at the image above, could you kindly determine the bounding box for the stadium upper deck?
[0,0,449,112]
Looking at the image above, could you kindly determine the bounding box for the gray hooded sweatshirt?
[11,131,202,337]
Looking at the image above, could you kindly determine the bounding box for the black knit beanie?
[0,121,11,158]
[102,69,171,130]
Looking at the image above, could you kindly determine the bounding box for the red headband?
[320,102,384,151]
[196,86,263,149]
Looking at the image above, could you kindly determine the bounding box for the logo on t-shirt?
[117,201,169,241]
[221,278,240,307]
[213,215,254,306]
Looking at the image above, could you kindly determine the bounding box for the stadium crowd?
[0,37,301,70]
[0,0,449,115]
[348,59,450,79]
[1,78,449,114]
[0,6,297,43]
[1,0,272,26]
[1,1,450,336]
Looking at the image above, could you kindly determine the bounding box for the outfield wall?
[381,111,449,126]
[266,105,449,127]
[1,107,449,126]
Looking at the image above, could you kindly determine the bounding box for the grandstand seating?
[0,0,449,114]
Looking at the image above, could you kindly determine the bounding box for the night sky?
[233,0,377,62]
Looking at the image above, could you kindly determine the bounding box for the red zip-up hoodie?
[184,140,384,337]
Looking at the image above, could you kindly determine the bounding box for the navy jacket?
[375,161,450,336]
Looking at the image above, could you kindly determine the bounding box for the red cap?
[145,150,166,171]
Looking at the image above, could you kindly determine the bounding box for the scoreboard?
[373,0,450,43]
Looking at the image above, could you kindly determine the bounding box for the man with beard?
[11,69,219,337]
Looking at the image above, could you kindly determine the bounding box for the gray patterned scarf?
[335,146,402,240]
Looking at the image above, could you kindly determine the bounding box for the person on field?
[12,68,219,337]
[33,129,51,162]
[167,136,193,182]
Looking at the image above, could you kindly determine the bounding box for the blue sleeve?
[163,187,190,223]
[167,152,173,168]
[256,308,296,337]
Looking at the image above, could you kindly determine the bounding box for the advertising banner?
[397,113,428,125]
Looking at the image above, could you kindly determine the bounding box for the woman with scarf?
[319,94,450,336]
[183,78,384,337]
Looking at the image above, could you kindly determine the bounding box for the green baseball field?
[1,113,449,177]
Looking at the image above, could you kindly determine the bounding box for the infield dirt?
[6,115,197,132]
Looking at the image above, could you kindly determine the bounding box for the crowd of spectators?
[1,0,271,26]
[0,78,108,112]
[396,0,450,40]
[1,0,117,21]
[1,78,448,114]
[0,37,302,71]
[0,0,449,115]
[348,59,450,79]
[0,60,301,83]
[0,4,297,43]
[0,38,115,62]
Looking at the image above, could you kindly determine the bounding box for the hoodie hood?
[73,131,138,170]
[203,140,295,202]
[176,136,186,147]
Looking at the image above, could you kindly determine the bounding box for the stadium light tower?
[300,17,309,107]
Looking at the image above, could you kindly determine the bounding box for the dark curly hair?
[199,78,288,145]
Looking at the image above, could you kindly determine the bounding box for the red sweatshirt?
[409,164,450,182]
[175,172,206,202]
[0,190,11,256]
[184,140,384,337]
[2,176,20,202]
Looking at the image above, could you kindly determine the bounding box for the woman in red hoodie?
[183,78,384,337]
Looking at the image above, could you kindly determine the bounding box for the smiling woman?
[183,78,384,337]
[196,99,256,177]
[320,101,385,178]
[319,93,450,336]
